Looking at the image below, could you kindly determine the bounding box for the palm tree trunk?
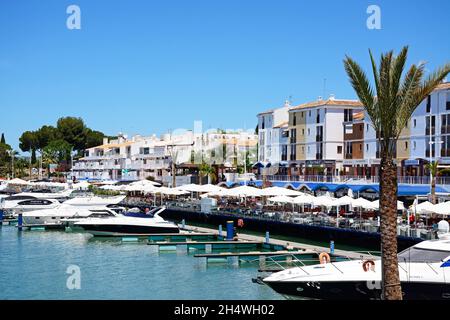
[431,177,436,204]
[379,157,403,300]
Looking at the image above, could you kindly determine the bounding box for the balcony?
[441,149,450,157]
[345,153,353,160]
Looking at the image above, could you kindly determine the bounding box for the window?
[302,128,305,135]
[281,145,288,161]
[316,110,320,123]
[447,92,450,110]
[426,115,436,135]
[293,114,297,126]
[366,144,369,151]
[442,114,450,134]
[316,126,323,142]
[308,128,310,136]
[301,111,304,118]
[426,95,431,113]
[309,110,311,117]
[344,109,353,122]
[359,144,362,151]
[404,141,408,150]
[366,124,369,132]
[290,144,296,160]
[398,247,450,263]
[413,141,416,150]
[344,124,353,135]
[337,146,342,154]
[290,129,296,144]
[413,119,417,128]
[442,136,450,157]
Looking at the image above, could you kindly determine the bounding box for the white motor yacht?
[263,239,450,300]
[22,205,118,226]
[15,190,73,200]
[63,195,126,207]
[74,206,180,236]
[3,197,61,216]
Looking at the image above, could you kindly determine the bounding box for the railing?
[255,174,450,186]
[160,200,438,240]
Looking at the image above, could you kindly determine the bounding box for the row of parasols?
[98,182,450,216]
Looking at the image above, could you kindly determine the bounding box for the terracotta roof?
[93,141,135,149]
[435,82,450,91]
[273,121,289,128]
[353,111,365,121]
[290,99,363,111]
[257,108,275,116]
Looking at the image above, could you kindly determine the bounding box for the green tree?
[343,46,450,300]
[43,139,73,164]
[56,117,87,151]
[85,128,106,149]
[19,131,39,163]
[199,162,216,184]
[36,125,59,150]
[0,142,12,177]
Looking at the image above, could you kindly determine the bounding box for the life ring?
[319,252,331,264]
[362,260,376,272]
[237,219,244,228]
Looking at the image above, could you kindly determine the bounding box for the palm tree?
[199,162,215,185]
[425,161,440,204]
[343,46,450,300]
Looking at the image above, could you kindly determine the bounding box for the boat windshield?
[398,247,450,263]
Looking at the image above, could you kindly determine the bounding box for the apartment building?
[287,96,363,177]
[341,82,450,179]
[256,101,290,176]
[73,130,258,183]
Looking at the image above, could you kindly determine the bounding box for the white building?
[256,100,290,166]
[357,82,450,178]
[72,130,258,183]
[287,96,364,177]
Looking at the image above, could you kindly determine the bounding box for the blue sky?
[0,0,449,151]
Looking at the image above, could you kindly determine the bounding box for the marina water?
[0,226,282,300]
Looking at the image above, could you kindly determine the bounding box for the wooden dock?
[184,224,376,260]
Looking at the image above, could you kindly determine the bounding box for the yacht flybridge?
[263,239,450,300]
[63,195,126,207]
[74,206,180,236]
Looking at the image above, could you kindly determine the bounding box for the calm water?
[0,226,283,300]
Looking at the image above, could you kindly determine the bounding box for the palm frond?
[343,56,377,129]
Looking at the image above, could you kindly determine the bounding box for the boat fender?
[237,219,244,228]
[362,260,375,272]
[319,252,331,264]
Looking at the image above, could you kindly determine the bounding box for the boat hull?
[76,223,180,236]
[264,280,450,300]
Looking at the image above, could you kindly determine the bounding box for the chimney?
[103,137,109,145]
[318,96,323,101]
[329,94,335,101]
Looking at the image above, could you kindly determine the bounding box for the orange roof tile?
[290,99,363,111]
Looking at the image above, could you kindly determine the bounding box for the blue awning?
[245,180,448,196]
